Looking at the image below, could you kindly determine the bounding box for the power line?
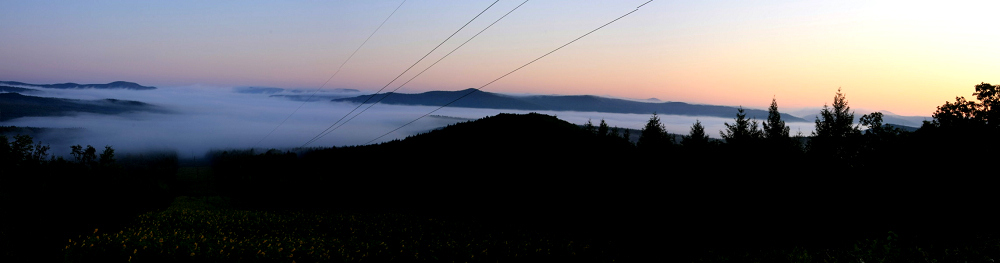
[253,0,408,149]
[302,0,501,147]
[310,0,530,144]
[365,0,654,145]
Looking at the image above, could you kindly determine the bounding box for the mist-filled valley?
[4,1,999,262]
[4,80,1000,263]
[2,83,841,158]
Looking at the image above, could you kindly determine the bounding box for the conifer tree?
[583,119,596,134]
[763,98,790,143]
[682,119,710,148]
[598,119,610,136]
[813,88,858,139]
[637,113,671,150]
[810,88,861,163]
[721,106,762,145]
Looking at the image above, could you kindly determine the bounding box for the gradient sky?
[2,0,997,116]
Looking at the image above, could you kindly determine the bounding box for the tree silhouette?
[637,113,671,151]
[2,135,50,166]
[598,119,610,136]
[583,119,596,134]
[99,145,116,166]
[932,82,999,130]
[71,145,98,165]
[919,82,1000,174]
[721,106,762,146]
[813,88,858,139]
[810,88,860,165]
[682,119,710,148]
[860,112,903,137]
[762,98,790,142]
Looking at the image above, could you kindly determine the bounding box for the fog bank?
[2,86,816,158]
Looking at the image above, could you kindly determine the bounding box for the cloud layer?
[3,86,817,158]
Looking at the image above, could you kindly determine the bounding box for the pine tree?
[810,88,861,164]
[598,119,610,136]
[721,106,762,145]
[763,98,790,143]
[682,119,710,148]
[637,113,671,150]
[813,88,858,139]
[583,119,596,134]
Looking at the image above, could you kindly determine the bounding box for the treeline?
[576,83,999,176]
[0,136,178,262]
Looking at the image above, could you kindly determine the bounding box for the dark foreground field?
[37,165,1000,263]
[4,112,1000,262]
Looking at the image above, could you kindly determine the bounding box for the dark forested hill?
[0,80,156,90]
[0,92,164,121]
[333,88,807,121]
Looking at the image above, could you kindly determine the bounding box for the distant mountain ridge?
[0,92,164,121]
[234,86,360,94]
[333,88,807,122]
[0,80,156,90]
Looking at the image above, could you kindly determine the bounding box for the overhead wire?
[252,0,408,149]
[308,0,531,144]
[301,0,501,147]
[364,0,654,145]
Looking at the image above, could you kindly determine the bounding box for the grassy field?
[54,165,1000,263]
[63,196,615,263]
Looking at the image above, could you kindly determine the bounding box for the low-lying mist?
[2,86,816,158]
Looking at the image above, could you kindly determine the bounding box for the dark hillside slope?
[299,113,641,216]
[214,113,646,245]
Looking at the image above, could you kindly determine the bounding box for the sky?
[2,0,998,117]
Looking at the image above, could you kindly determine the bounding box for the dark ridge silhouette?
[333,88,807,121]
[235,86,362,94]
[269,94,356,102]
[233,86,285,94]
[0,92,164,121]
[0,126,83,138]
[0,85,38,93]
[0,80,156,90]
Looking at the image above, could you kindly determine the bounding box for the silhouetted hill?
[0,80,156,90]
[333,89,806,121]
[0,92,164,121]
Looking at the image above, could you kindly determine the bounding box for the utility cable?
[302,0,500,147]
[310,0,530,144]
[365,0,654,145]
[253,0,408,149]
